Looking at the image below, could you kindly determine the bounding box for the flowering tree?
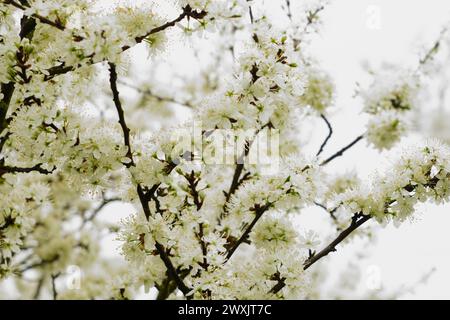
[0,0,449,300]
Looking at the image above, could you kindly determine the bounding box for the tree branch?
[419,27,447,66]
[135,5,206,43]
[303,213,371,270]
[320,134,364,166]
[269,213,372,294]
[316,114,333,156]
[225,202,272,261]
[51,273,59,300]
[0,163,54,177]
[284,0,292,20]
[108,63,134,166]
[154,242,192,298]
[33,276,45,300]
[80,197,120,229]
[0,12,36,137]
[247,0,254,24]
[3,0,65,31]
[118,80,194,109]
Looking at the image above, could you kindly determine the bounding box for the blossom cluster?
[360,67,419,150]
[336,141,450,224]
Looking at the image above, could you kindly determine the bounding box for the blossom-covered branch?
[0,11,36,133]
[2,0,65,30]
[108,62,192,298]
[43,5,208,81]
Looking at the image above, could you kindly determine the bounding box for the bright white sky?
[95,0,450,299]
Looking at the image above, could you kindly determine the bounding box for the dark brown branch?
[135,162,192,299]
[269,213,372,294]
[156,268,191,300]
[316,114,333,156]
[269,272,286,294]
[247,0,254,24]
[156,276,176,300]
[108,63,134,166]
[224,163,245,204]
[284,0,292,20]
[154,242,192,298]
[0,83,15,131]
[1,12,36,137]
[3,0,65,31]
[226,203,272,261]
[135,5,206,43]
[184,170,203,211]
[43,65,74,81]
[320,134,364,166]
[0,163,54,177]
[51,273,59,300]
[33,276,45,300]
[304,213,371,270]
[196,223,208,270]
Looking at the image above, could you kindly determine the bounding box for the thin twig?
[51,273,59,300]
[135,5,207,43]
[293,5,324,49]
[108,63,134,166]
[316,114,333,156]
[285,0,292,20]
[247,0,254,24]
[225,203,272,261]
[314,202,338,222]
[269,213,372,294]
[304,213,371,270]
[80,197,120,229]
[33,276,45,300]
[118,80,193,109]
[320,134,364,166]
[419,27,447,66]
[3,0,65,31]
